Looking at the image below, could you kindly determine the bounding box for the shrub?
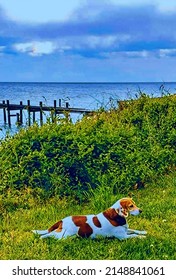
[0,93,176,199]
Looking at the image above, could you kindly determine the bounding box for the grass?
[0,173,175,260]
[0,93,176,260]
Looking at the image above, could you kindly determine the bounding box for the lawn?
[0,173,175,260]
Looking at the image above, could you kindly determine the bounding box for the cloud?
[159,49,176,57]
[106,49,176,59]
[13,41,57,56]
[0,45,5,56]
[0,0,83,23]
[121,50,149,58]
[1,2,176,60]
[0,46,5,51]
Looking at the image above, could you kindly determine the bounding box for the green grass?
[0,94,176,260]
[0,173,175,260]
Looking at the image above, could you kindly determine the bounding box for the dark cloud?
[23,5,155,39]
[1,3,176,58]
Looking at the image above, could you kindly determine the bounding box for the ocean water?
[0,82,176,137]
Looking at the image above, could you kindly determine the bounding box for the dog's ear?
[103,208,119,220]
[121,208,128,217]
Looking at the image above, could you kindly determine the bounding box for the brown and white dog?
[32,197,147,240]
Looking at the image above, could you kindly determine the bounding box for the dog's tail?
[32,229,65,239]
[32,229,48,236]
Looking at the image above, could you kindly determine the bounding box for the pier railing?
[0,99,93,127]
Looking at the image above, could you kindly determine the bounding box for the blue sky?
[1,0,176,82]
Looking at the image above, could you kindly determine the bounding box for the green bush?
[1,93,176,198]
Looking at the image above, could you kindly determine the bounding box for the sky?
[0,0,176,82]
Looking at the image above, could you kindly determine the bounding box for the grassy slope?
[0,173,175,260]
[0,94,176,260]
[1,93,176,198]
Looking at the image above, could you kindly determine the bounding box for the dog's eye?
[129,205,134,208]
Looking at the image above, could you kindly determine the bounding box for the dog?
[32,197,147,240]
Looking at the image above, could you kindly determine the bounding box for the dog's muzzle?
[130,208,142,216]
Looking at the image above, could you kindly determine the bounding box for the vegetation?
[0,93,176,259]
[0,174,175,260]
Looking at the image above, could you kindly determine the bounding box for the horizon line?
[0,81,176,84]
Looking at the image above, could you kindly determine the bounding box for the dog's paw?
[138,235,146,238]
[32,230,48,235]
[140,231,147,235]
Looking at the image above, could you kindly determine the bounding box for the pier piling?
[7,100,11,127]
[20,101,23,125]
[2,100,6,124]
[27,100,31,126]
[39,101,43,126]
[0,99,92,128]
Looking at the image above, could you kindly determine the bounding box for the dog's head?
[113,197,142,218]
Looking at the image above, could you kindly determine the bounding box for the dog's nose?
[139,209,142,213]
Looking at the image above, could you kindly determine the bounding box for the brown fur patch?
[72,215,87,226]
[92,216,102,228]
[120,198,136,210]
[55,221,63,232]
[103,208,126,226]
[48,220,63,233]
[72,216,93,238]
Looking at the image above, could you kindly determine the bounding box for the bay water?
[0,82,176,137]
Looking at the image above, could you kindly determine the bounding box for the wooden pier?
[0,99,93,127]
